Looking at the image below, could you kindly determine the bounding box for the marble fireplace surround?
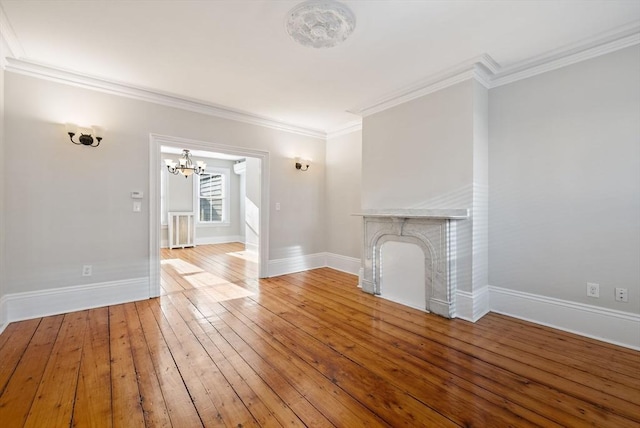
[355,209,469,318]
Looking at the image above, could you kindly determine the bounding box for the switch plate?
[133,201,142,212]
[275,202,281,211]
[82,265,92,277]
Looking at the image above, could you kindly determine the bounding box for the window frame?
[194,167,230,226]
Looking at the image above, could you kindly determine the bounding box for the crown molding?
[350,24,640,118]
[349,55,498,118]
[491,22,640,88]
[4,58,327,139]
[326,121,362,139]
[0,4,24,60]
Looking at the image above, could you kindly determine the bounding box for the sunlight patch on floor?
[184,272,231,289]
[161,258,205,274]
[200,280,255,302]
[226,250,259,263]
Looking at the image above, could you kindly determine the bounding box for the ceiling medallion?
[286,1,356,48]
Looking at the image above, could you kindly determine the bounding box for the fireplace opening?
[380,241,426,311]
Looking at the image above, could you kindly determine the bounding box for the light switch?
[275,202,281,211]
[133,201,142,212]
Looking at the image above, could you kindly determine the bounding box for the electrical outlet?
[587,282,599,298]
[82,265,92,277]
[615,288,628,302]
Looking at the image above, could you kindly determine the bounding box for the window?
[197,168,229,224]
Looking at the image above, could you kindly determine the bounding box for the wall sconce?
[66,123,104,147]
[295,157,310,171]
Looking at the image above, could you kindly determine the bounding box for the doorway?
[149,134,270,298]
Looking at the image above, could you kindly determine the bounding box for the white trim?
[0,4,24,60]
[349,56,495,117]
[456,286,490,322]
[2,278,149,323]
[491,23,640,88]
[326,121,362,139]
[195,166,231,225]
[4,58,326,139]
[0,294,8,335]
[489,286,640,350]
[195,235,243,246]
[267,252,360,277]
[325,253,360,275]
[1,24,636,134]
[350,26,640,117]
[150,134,270,287]
[268,253,327,277]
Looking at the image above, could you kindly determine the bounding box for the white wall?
[325,129,362,259]
[489,46,640,313]
[3,72,325,295]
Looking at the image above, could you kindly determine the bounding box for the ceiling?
[1,1,639,134]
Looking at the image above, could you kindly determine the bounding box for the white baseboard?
[195,235,243,246]
[489,286,640,350]
[161,236,243,248]
[245,242,259,254]
[325,253,360,275]
[456,286,490,322]
[0,294,8,335]
[3,277,150,323]
[268,253,327,277]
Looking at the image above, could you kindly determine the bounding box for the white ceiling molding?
[326,121,362,139]
[0,4,24,60]
[490,22,640,88]
[2,14,638,138]
[4,57,327,140]
[349,55,498,118]
[350,24,639,118]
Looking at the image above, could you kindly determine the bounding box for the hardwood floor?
[1,243,639,427]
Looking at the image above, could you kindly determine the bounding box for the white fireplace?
[356,209,469,318]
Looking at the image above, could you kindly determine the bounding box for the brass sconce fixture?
[66,123,104,147]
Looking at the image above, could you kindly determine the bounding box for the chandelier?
[164,149,206,177]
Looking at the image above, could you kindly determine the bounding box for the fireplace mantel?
[353,209,469,220]
[355,209,469,318]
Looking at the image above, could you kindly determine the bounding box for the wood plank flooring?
[1,243,639,427]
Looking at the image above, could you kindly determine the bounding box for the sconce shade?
[66,122,104,147]
[295,157,310,171]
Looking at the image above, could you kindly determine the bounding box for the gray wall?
[269,148,326,260]
[362,80,474,211]
[3,72,325,294]
[489,46,640,312]
[361,80,483,294]
[325,130,362,258]
[0,37,6,325]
